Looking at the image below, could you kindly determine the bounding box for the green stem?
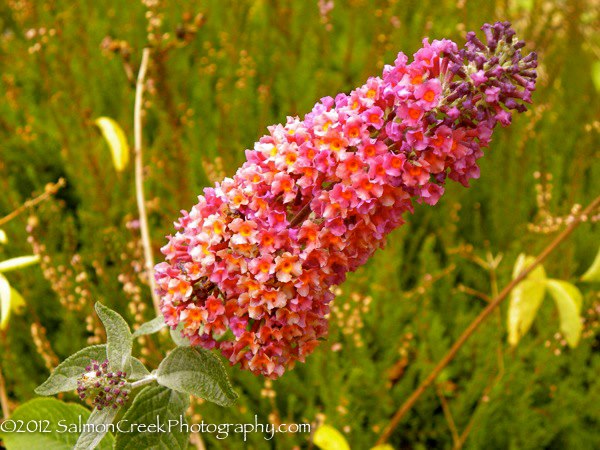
[129,374,157,390]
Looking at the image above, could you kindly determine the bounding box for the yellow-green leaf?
[313,424,350,450]
[0,273,10,329]
[10,286,26,314]
[0,229,7,244]
[581,246,600,282]
[546,280,583,348]
[507,254,547,346]
[0,254,40,273]
[0,274,26,330]
[591,60,600,94]
[371,445,395,450]
[95,117,130,172]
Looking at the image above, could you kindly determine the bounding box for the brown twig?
[134,48,161,315]
[375,194,600,445]
[0,178,66,227]
[289,201,313,227]
[457,284,492,303]
[435,384,460,447]
[454,413,476,449]
[0,363,10,419]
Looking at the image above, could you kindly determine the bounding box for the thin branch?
[435,384,459,447]
[457,284,492,303]
[0,363,10,419]
[134,48,160,315]
[289,201,313,227]
[375,194,600,445]
[454,410,477,450]
[0,178,66,227]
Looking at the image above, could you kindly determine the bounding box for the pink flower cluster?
[155,22,537,378]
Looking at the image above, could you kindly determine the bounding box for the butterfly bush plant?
[31,21,536,447]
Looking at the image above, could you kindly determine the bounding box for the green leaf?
[0,274,26,330]
[371,446,395,450]
[591,60,600,94]
[313,424,350,450]
[170,322,191,347]
[581,245,600,282]
[507,254,547,346]
[129,357,151,380]
[95,117,130,172]
[0,254,40,273]
[114,385,190,450]
[95,302,133,373]
[0,398,113,450]
[0,273,9,330]
[133,315,166,338]
[9,286,26,313]
[546,280,583,348]
[35,345,107,396]
[74,406,119,450]
[156,347,238,407]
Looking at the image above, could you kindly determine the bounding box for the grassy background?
[0,0,599,448]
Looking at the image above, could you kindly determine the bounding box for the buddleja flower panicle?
[155,21,537,378]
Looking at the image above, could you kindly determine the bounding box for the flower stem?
[289,201,313,227]
[134,47,161,316]
[376,194,600,445]
[128,374,157,390]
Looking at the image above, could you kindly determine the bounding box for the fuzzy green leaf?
[156,347,237,407]
[133,315,166,338]
[129,356,151,380]
[0,254,40,273]
[546,280,583,348]
[95,117,130,172]
[95,302,133,373]
[74,406,119,450]
[114,385,190,450]
[581,245,600,282]
[507,254,547,346]
[35,345,108,396]
[313,424,350,450]
[0,398,113,450]
[170,322,191,347]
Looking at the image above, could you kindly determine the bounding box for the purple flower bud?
[504,98,518,110]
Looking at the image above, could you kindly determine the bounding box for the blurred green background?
[0,0,599,448]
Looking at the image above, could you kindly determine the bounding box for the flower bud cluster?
[76,359,130,409]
